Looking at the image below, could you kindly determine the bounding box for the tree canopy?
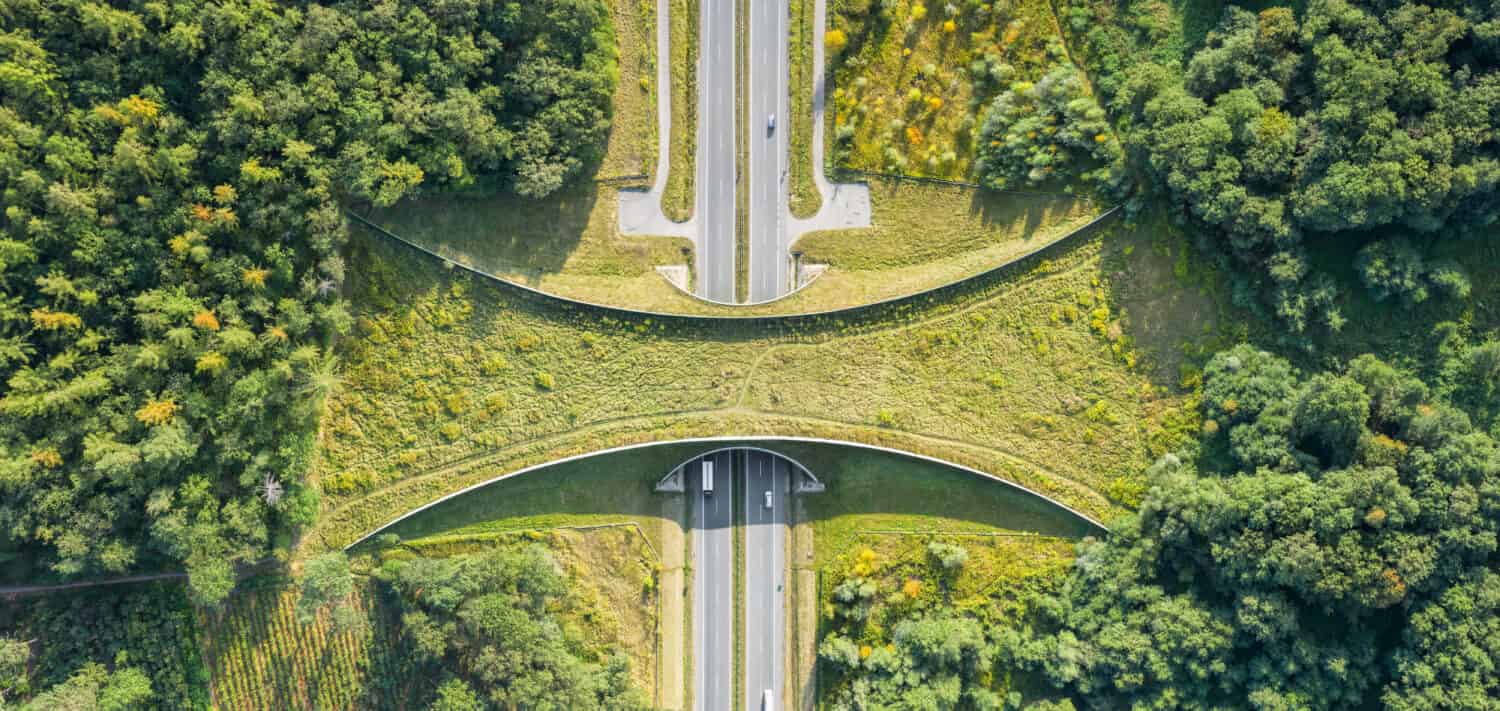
[0,0,616,602]
[821,613,1005,710]
[1114,0,1500,331]
[381,545,651,711]
[975,64,1122,192]
[18,661,152,711]
[1015,336,1500,708]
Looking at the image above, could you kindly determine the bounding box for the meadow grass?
[793,179,1096,275]
[307,212,1223,552]
[603,0,659,179]
[365,190,689,284]
[828,0,1062,178]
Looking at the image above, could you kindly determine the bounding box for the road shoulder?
[661,494,687,710]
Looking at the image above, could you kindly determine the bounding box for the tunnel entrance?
[653,446,825,494]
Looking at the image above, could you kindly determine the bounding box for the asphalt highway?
[692,451,734,711]
[743,451,787,709]
[695,0,738,302]
[747,0,791,302]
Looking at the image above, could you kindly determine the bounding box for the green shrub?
[975,64,1121,191]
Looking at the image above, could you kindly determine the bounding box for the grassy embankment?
[333,440,1100,710]
[366,179,1099,316]
[736,0,751,305]
[606,0,659,180]
[782,445,1095,706]
[771,442,1099,558]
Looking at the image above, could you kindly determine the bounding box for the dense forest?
[0,0,616,602]
[817,335,1500,707]
[817,2,1500,706]
[1009,334,1500,707]
[1,581,205,707]
[378,546,651,710]
[1062,0,1499,334]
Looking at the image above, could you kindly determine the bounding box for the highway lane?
[693,451,735,711]
[696,0,738,302]
[747,0,791,302]
[743,451,787,709]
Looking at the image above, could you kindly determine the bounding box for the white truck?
[702,459,715,494]
[762,689,774,710]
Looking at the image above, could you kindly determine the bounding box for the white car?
[767,114,775,131]
[764,490,773,508]
[763,689,774,710]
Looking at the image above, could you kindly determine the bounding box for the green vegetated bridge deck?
[309,208,1222,559]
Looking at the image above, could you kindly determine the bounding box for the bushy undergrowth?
[828,0,1062,178]
[975,64,1122,192]
[817,535,1073,707]
[2,582,209,710]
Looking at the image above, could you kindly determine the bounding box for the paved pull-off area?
[621,0,871,304]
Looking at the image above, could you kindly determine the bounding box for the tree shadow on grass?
[796,180,1085,272]
[1094,211,1236,391]
[967,188,1081,241]
[366,187,602,284]
[1095,213,1500,394]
